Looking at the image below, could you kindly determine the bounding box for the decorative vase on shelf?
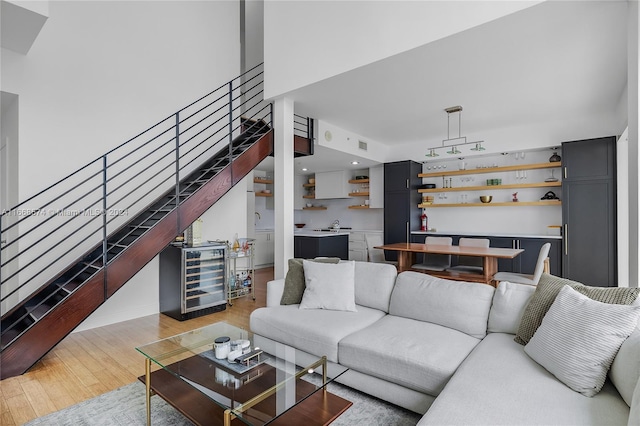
[549,151,561,163]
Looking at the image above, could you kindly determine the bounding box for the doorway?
[1,91,19,314]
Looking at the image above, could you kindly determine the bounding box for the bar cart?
[227,238,255,305]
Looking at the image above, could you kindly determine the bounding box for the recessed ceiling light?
[301,167,308,171]
[351,161,359,165]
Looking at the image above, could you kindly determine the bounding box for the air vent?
[358,140,368,151]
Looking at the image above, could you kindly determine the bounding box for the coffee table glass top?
[136,321,344,425]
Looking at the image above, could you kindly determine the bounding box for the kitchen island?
[294,230,350,260]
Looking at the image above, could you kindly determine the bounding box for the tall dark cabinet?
[384,160,422,261]
[562,136,617,287]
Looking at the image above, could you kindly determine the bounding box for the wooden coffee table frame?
[141,354,351,426]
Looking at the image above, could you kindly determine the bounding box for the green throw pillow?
[514,273,640,345]
[280,258,341,305]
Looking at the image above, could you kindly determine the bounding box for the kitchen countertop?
[411,230,562,240]
[294,230,351,237]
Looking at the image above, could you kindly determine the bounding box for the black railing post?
[174,112,180,229]
[228,81,234,182]
[102,155,108,299]
[0,211,4,287]
[308,116,314,155]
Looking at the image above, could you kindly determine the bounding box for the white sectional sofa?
[249,261,640,425]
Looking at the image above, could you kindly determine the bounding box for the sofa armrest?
[266,279,285,307]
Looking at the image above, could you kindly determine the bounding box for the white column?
[628,1,639,288]
[273,97,295,279]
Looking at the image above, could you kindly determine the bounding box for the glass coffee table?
[136,322,351,425]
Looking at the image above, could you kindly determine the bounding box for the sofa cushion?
[515,273,640,345]
[354,261,397,313]
[280,258,340,305]
[249,304,385,363]
[339,315,481,396]
[488,281,535,334]
[389,272,494,339]
[630,376,640,426]
[418,333,631,426]
[300,260,357,312]
[524,285,640,397]
[610,325,640,407]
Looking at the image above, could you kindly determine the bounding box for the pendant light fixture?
[425,106,485,157]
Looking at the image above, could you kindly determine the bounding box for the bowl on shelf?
[295,223,306,228]
[308,178,315,184]
[262,189,271,194]
[479,195,493,203]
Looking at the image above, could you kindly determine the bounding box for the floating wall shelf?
[418,200,562,208]
[418,162,560,178]
[419,181,561,193]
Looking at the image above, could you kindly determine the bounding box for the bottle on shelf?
[421,211,428,231]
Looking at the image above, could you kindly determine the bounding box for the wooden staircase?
[0,123,274,379]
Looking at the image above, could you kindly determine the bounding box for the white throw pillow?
[524,285,640,397]
[299,260,357,312]
[488,281,536,334]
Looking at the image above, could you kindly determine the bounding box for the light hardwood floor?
[0,267,273,426]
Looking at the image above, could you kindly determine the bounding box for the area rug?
[25,379,421,425]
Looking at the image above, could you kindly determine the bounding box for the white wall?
[316,120,390,163]
[294,197,383,231]
[2,0,240,201]
[264,0,541,98]
[384,112,622,164]
[420,149,562,236]
[1,0,243,328]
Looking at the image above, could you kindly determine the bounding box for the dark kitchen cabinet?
[384,161,422,261]
[489,237,562,277]
[562,136,616,287]
[489,237,521,273]
[294,235,349,260]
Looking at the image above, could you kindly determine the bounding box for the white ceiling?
[268,1,628,173]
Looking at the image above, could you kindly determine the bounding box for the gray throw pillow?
[280,257,341,305]
[514,273,640,345]
[524,285,640,397]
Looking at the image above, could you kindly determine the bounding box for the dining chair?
[446,237,490,273]
[411,236,452,271]
[493,242,551,286]
[364,234,397,266]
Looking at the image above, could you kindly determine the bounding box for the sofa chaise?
[249,261,640,425]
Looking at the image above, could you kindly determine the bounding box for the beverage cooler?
[159,243,227,320]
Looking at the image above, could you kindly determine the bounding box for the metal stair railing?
[0,63,271,336]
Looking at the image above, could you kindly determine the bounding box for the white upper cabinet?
[315,171,350,199]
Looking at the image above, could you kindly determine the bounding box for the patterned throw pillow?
[280,258,340,305]
[514,273,640,345]
[524,285,640,397]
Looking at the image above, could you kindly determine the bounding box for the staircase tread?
[28,305,50,320]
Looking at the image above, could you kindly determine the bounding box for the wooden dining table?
[375,242,524,285]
